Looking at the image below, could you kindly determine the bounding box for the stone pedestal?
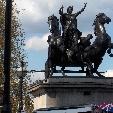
[29,77,113,110]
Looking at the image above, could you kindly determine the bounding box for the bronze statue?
[45,3,113,79]
[59,3,87,49]
[83,13,113,76]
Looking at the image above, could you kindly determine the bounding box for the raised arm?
[59,5,64,15]
[75,3,87,17]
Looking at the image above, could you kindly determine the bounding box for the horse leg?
[94,58,104,77]
[86,68,92,77]
[66,49,73,62]
[95,71,105,77]
[61,66,67,76]
[45,59,50,79]
[93,59,102,71]
[107,44,113,57]
[50,66,56,76]
[47,57,53,78]
[81,66,84,72]
[85,59,94,77]
[49,67,54,77]
[48,45,57,77]
[86,66,94,77]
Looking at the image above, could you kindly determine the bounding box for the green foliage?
[0,0,34,112]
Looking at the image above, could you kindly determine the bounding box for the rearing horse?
[45,15,66,78]
[83,13,113,77]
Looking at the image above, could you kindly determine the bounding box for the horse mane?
[92,13,105,26]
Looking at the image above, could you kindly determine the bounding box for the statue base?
[29,76,113,110]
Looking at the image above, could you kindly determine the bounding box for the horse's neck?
[95,22,106,37]
[93,22,111,48]
[51,21,60,36]
[52,30,60,37]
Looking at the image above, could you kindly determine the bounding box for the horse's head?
[48,15,59,34]
[93,13,111,37]
[93,13,111,25]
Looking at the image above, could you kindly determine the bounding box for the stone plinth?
[29,77,113,110]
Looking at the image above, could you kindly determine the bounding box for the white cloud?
[14,0,113,34]
[14,0,113,72]
[25,33,49,51]
[25,31,94,52]
[104,70,113,77]
[14,0,49,21]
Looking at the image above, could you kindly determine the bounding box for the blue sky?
[15,0,113,79]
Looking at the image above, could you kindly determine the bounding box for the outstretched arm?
[75,3,87,17]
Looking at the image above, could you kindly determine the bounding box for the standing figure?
[59,3,87,50]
